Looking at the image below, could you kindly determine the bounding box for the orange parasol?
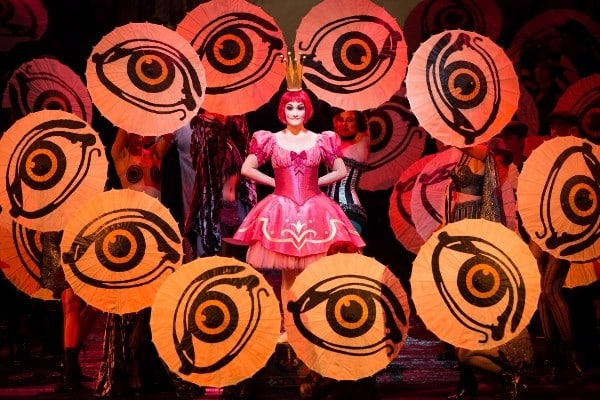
[285,253,410,380]
[176,0,286,115]
[406,29,520,147]
[553,73,600,143]
[0,0,47,53]
[360,86,427,191]
[2,57,94,123]
[411,218,541,350]
[564,261,600,289]
[410,146,462,241]
[0,109,108,232]
[294,0,408,111]
[60,189,183,314]
[389,153,437,254]
[0,220,53,300]
[403,0,503,56]
[85,22,206,136]
[517,136,600,263]
[150,256,280,388]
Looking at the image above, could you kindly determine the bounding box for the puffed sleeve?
[248,130,275,166]
[318,130,342,169]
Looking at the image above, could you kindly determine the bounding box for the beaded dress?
[233,130,365,270]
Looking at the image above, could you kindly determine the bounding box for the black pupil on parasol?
[31,153,52,176]
[141,59,162,79]
[220,39,241,61]
[574,188,593,212]
[458,257,505,307]
[46,101,64,110]
[108,235,132,259]
[21,140,64,190]
[206,28,252,73]
[203,305,225,329]
[472,269,495,294]
[346,44,367,66]
[128,52,175,93]
[454,73,476,96]
[327,290,375,337]
[440,10,469,28]
[341,300,363,324]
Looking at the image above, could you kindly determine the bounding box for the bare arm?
[240,154,275,187]
[153,133,174,160]
[111,128,129,161]
[318,157,347,187]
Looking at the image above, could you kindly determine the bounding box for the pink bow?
[291,150,306,174]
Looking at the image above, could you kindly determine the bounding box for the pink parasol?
[176,0,286,115]
[361,86,427,191]
[85,22,206,135]
[388,153,437,254]
[406,29,520,147]
[2,57,93,123]
[294,0,408,111]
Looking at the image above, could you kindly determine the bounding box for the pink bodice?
[233,130,365,266]
[273,164,320,205]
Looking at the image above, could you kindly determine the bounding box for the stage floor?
[1,309,599,400]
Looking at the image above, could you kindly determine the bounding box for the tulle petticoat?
[246,241,326,271]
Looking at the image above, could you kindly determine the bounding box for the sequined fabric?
[94,308,170,396]
[327,156,368,227]
[40,231,68,299]
[498,328,535,369]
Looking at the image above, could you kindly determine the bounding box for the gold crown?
[281,51,305,91]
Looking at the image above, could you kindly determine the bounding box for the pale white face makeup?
[284,101,306,127]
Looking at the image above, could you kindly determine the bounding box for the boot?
[448,363,478,400]
[54,347,81,393]
[562,346,584,385]
[538,341,560,384]
[499,370,522,400]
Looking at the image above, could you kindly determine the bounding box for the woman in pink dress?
[233,89,366,330]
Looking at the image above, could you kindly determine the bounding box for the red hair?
[277,90,313,125]
[327,241,360,255]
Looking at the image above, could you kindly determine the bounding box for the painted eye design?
[363,88,427,191]
[403,0,502,54]
[424,32,501,145]
[90,38,202,118]
[416,161,455,224]
[86,23,205,134]
[183,13,284,96]
[297,14,404,96]
[61,207,181,290]
[172,265,273,375]
[536,142,600,260]
[431,231,526,344]
[12,222,43,286]
[394,173,419,225]
[3,58,93,123]
[287,274,407,357]
[407,30,518,148]
[0,221,45,299]
[0,0,48,52]
[2,112,105,229]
